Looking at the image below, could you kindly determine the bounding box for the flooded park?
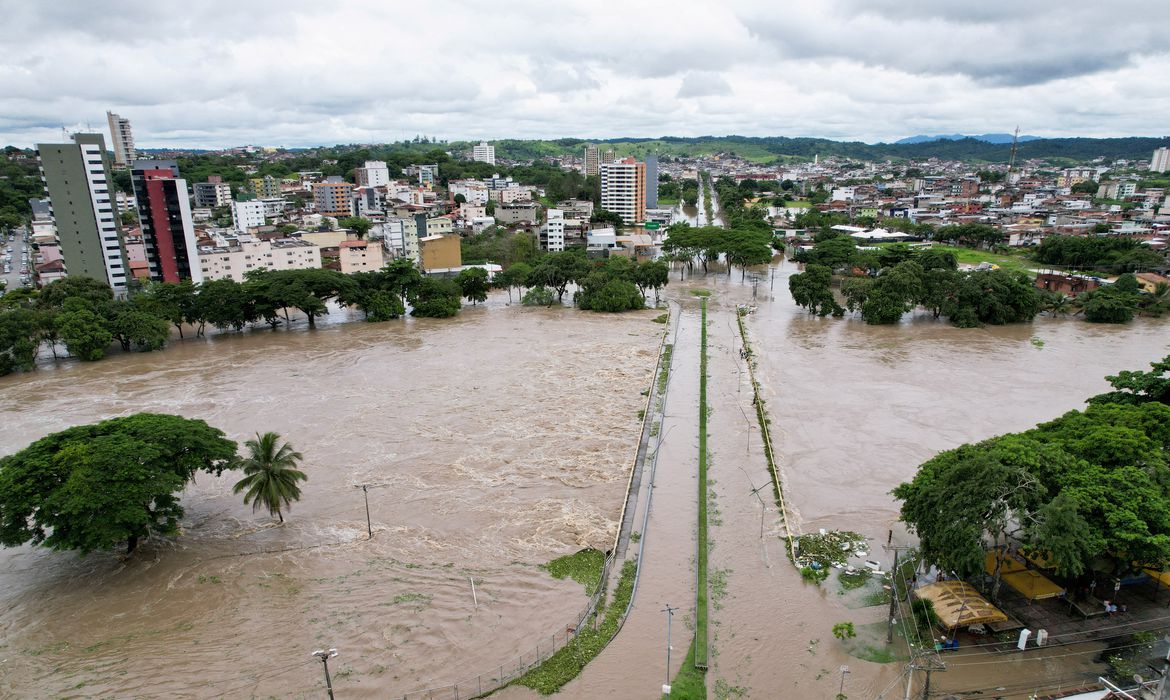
[1,259,1167,699]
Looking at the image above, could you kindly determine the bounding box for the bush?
[522,285,556,306]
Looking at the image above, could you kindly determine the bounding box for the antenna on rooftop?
[1006,125,1020,181]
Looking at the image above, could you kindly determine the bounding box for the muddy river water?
[1,263,1167,699]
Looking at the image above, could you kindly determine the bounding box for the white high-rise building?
[584,145,599,176]
[356,160,391,187]
[1152,147,1170,174]
[600,158,646,225]
[542,209,565,252]
[231,200,266,232]
[106,111,136,167]
[472,141,496,165]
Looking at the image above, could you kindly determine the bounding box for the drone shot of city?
[3,1,1170,699]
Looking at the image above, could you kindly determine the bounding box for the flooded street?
[0,297,661,698]
[1,260,1167,699]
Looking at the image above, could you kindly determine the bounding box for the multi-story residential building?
[379,217,421,263]
[249,175,281,198]
[1152,147,1170,174]
[106,111,136,167]
[645,154,658,209]
[600,157,646,225]
[584,144,599,177]
[418,164,439,188]
[338,239,385,274]
[130,160,202,283]
[541,209,565,252]
[419,234,462,273]
[198,236,321,282]
[449,180,490,205]
[1096,181,1138,199]
[231,200,266,232]
[352,186,385,217]
[601,149,617,165]
[313,179,355,216]
[491,186,534,204]
[356,160,391,187]
[193,180,232,208]
[471,141,496,165]
[36,133,131,295]
[495,203,539,224]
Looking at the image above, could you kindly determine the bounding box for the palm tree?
[232,432,308,523]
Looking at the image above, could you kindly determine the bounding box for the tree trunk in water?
[307,314,316,329]
[176,324,184,339]
[283,308,291,324]
[126,535,139,555]
[277,510,284,523]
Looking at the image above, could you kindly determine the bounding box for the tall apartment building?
[131,160,202,283]
[1152,147,1170,174]
[249,175,281,198]
[106,111,136,167]
[542,208,565,252]
[355,160,391,187]
[600,158,646,225]
[584,145,599,177]
[645,153,658,209]
[193,180,232,208]
[313,179,355,216]
[471,141,496,165]
[36,133,131,295]
[601,149,617,165]
[418,164,438,188]
[231,199,266,231]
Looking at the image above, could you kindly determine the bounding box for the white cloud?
[0,0,1167,148]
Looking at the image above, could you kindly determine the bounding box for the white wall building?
[449,180,490,205]
[471,141,496,165]
[600,158,645,225]
[356,160,391,187]
[198,236,321,282]
[193,181,232,208]
[542,209,565,252]
[231,200,266,232]
[1151,147,1170,174]
[379,217,421,263]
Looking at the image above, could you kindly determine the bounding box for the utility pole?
[661,604,678,694]
[355,484,372,539]
[920,667,931,700]
[884,531,918,645]
[839,665,850,697]
[312,648,338,700]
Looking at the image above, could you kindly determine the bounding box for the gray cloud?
[677,72,733,98]
[0,0,1167,147]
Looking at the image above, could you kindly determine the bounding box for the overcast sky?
[2,0,1168,149]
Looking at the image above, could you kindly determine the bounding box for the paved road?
[0,226,32,293]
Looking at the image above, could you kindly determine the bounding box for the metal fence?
[395,555,613,700]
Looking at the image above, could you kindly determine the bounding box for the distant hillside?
[488,135,1170,165]
[894,133,1042,145]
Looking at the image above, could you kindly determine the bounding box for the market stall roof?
[914,581,1008,629]
[983,551,1065,600]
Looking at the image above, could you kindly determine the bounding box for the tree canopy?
[0,413,238,555]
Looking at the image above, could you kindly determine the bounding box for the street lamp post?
[312,648,338,700]
[662,604,678,694]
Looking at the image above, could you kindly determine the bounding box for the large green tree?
[455,267,490,306]
[232,432,307,523]
[0,413,238,555]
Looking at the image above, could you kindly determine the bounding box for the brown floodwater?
[0,295,661,698]
[2,262,1166,699]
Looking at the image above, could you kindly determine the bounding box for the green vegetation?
[653,313,669,324]
[545,548,606,596]
[838,568,873,590]
[232,432,308,524]
[895,355,1170,597]
[0,413,237,555]
[662,638,707,699]
[1035,235,1164,273]
[514,559,637,694]
[658,344,674,394]
[696,298,710,666]
[832,622,857,641]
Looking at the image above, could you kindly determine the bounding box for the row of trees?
[0,261,470,374]
[1035,235,1165,273]
[487,251,669,311]
[0,413,309,555]
[895,356,1170,598]
[660,224,774,279]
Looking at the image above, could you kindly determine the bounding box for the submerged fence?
[395,555,613,700]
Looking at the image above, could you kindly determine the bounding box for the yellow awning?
[1002,570,1065,601]
[984,550,1028,575]
[914,581,1009,630]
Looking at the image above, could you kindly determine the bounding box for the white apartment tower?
[1152,147,1170,174]
[356,160,391,187]
[231,200,267,232]
[106,111,136,167]
[472,141,496,165]
[600,158,646,225]
[542,209,565,252]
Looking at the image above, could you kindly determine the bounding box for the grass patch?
[662,637,706,699]
[515,559,636,694]
[696,298,710,667]
[653,313,669,324]
[690,288,712,297]
[838,568,873,590]
[545,548,605,596]
[658,344,673,394]
[914,244,1036,275]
